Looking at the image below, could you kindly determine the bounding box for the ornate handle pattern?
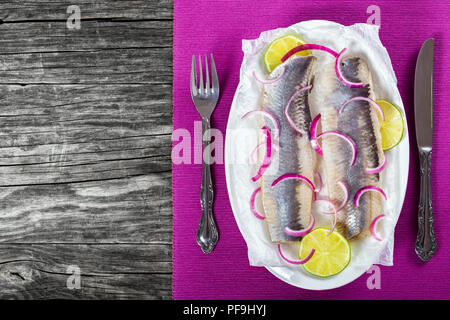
[196,117,219,254]
[415,149,436,261]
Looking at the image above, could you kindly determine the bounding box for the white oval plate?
[224,21,409,290]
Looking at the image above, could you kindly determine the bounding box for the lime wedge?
[299,228,351,277]
[264,35,311,73]
[376,99,405,151]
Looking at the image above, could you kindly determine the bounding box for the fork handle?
[415,149,436,261]
[196,117,219,254]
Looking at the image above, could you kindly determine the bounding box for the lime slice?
[264,35,311,73]
[299,228,351,277]
[376,99,404,151]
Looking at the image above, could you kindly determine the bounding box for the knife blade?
[414,38,436,261]
[415,38,434,149]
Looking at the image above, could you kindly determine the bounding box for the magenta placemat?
[172,0,450,299]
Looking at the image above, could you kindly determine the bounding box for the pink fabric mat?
[172,0,450,299]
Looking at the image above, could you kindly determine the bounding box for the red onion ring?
[339,96,385,121]
[354,186,387,207]
[310,114,323,155]
[335,48,364,88]
[241,110,280,140]
[316,131,357,166]
[250,187,265,220]
[281,44,339,62]
[284,85,313,135]
[271,174,315,193]
[313,199,338,236]
[370,214,386,241]
[282,45,365,88]
[323,181,349,214]
[365,155,387,174]
[250,141,280,164]
[252,68,286,84]
[284,214,315,237]
[251,126,272,182]
[278,244,315,265]
[314,172,322,193]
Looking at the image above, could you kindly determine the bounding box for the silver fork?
[190,54,219,254]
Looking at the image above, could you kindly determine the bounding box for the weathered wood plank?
[0,48,172,84]
[0,6,173,84]
[0,173,172,243]
[0,83,173,244]
[0,84,173,240]
[0,243,171,273]
[0,20,172,54]
[0,84,172,185]
[0,243,171,299]
[0,0,173,21]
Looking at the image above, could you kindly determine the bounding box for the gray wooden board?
[0,0,173,299]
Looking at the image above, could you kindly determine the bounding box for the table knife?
[414,38,436,261]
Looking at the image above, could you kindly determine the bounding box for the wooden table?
[0,0,173,299]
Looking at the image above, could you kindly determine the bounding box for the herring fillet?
[260,55,317,243]
[313,57,384,239]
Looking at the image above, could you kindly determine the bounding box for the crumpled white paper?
[225,21,408,283]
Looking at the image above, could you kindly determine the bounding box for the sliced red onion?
[241,110,280,140]
[323,181,349,214]
[250,141,280,164]
[316,131,357,166]
[314,199,338,236]
[354,186,387,207]
[335,48,364,88]
[336,181,349,211]
[252,68,286,84]
[271,174,315,193]
[284,214,315,237]
[284,85,313,135]
[310,114,323,155]
[281,44,339,62]
[365,155,387,175]
[282,45,364,88]
[314,172,322,193]
[250,187,265,220]
[339,96,385,121]
[278,244,315,265]
[370,214,386,241]
[251,126,272,182]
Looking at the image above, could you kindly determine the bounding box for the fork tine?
[204,55,210,94]
[210,54,219,94]
[198,55,204,94]
[191,55,197,96]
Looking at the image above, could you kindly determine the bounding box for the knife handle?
[415,149,436,261]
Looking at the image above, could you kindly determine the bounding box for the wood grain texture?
[0,48,172,84]
[0,84,172,185]
[0,0,174,299]
[0,0,173,21]
[0,244,171,299]
[0,20,172,53]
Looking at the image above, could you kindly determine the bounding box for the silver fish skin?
[260,55,317,243]
[311,57,384,239]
